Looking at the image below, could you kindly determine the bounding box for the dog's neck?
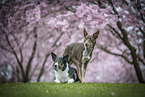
[83,43,93,55]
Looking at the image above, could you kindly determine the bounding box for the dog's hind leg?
[71,57,83,82]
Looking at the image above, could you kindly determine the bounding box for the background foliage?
[0,0,145,83]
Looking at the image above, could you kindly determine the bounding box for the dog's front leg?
[54,79,60,83]
[82,62,88,83]
[76,64,83,83]
[74,62,83,82]
[68,78,74,83]
[71,58,83,82]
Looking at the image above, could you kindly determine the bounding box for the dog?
[63,28,99,83]
[51,52,80,83]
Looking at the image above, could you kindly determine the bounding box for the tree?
[0,0,144,83]
[50,0,145,83]
[0,0,65,82]
[96,0,145,83]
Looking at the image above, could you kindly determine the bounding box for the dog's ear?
[51,52,57,61]
[84,28,88,38]
[63,55,69,62]
[93,30,99,39]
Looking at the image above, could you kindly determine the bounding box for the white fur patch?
[82,43,91,63]
[68,79,74,83]
[54,79,60,83]
[54,64,72,83]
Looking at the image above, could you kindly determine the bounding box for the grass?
[0,83,145,97]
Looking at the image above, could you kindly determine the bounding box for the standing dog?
[51,52,79,83]
[63,28,99,83]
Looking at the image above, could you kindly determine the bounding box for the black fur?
[51,52,80,82]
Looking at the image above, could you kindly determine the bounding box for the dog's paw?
[68,79,74,83]
[54,79,60,83]
[82,78,86,83]
[82,81,86,83]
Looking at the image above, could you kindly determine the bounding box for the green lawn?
[0,83,145,97]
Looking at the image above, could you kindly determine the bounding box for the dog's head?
[83,28,99,51]
[51,52,69,71]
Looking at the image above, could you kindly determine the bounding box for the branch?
[109,29,121,39]
[109,29,129,53]
[52,32,64,47]
[30,63,39,80]
[108,0,120,18]
[99,46,133,64]
[0,45,13,53]
[88,0,106,8]
[16,66,21,82]
[20,48,23,63]
[2,30,25,81]
[138,55,145,65]
[136,0,145,23]
[117,21,128,40]
[63,6,75,13]
[10,32,24,64]
[21,30,34,48]
[139,27,145,59]
[25,26,37,82]
[59,1,76,13]
[123,0,129,5]
[107,24,123,40]
[37,32,65,82]
[108,22,133,51]
[139,27,145,35]
[115,19,144,83]
[116,21,136,52]
[37,53,50,82]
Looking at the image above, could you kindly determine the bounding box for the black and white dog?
[51,52,80,83]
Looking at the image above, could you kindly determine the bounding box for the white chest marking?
[82,44,91,63]
[54,65,72,83]
[83,50,91,59]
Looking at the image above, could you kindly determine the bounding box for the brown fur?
[63,28,99,83]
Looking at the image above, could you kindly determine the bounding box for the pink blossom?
[139,9,145,15]
[42,10,48,14]
[91,5,99,10]
[76,7,85,18]
[40,2,48,8]
[114,2,121,7]
[0,0,144,83]
[20,3,35,9]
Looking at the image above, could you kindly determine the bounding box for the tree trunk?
[143,35,145,59]
[116,22,144,83]
[130,48,144,83]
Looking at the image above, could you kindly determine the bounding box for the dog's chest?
[54,67,70,82]
[82,50,91,63]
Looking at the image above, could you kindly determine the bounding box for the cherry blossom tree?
[0,0,144,83]
[0,0,64,82]
[90,0,145,83]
